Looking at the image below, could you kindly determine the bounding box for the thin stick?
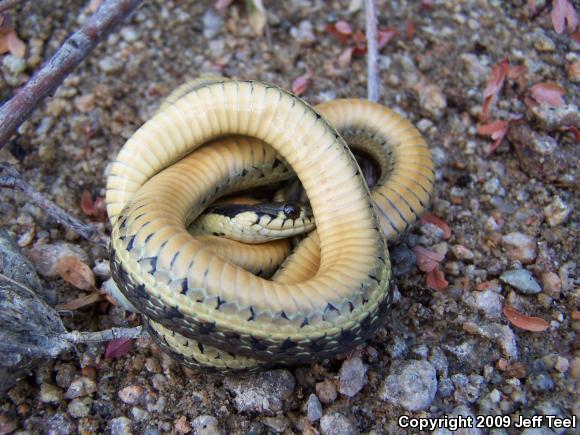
[0,163,109,246]
[0,0,143,149]
[365,0,379,102]
[62,326,146,344]
[0,0,24,13]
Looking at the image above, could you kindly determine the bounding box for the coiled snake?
[106,79,434,372]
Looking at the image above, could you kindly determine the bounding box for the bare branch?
[365,0,379,102]
[62,326,146,344]
[0,163,109,246]
[0,0,25,13]
[0,0,143,148]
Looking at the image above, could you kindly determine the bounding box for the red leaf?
[481,56,510,122]
[6,30,25,57]
[55,256,96,291]
[291,74,311,96]
[551,0,578,34]
[477,120,510,155]
[80,190,107,221]
[338,46,354,67]
[405,21,415,39]
[412,246,444,273]
[508,64,528,90]
[326,23,352,43]
[377,28,397,49]
[105,338,135,358]
[426,268,448,291]
[529,82,566,107]
[503,306,549,332]
[420,212,451,239]
[562,125,580,141]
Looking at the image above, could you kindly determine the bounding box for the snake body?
[106,79,434,371]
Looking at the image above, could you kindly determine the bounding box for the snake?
[106,79,434,372]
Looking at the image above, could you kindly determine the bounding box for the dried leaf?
[377,28,397,49]
[56,291,102,311]
[0,28,25,57]
[105,338,135,358]
[572,310,580,321]
[245,0,267,36]
[291,73,311,96]
[412,246,444,273]
[563,125,580,141]
[551,0,578,34]
[426,268,448,291]
[405,21,415,39]
[55,256,95,291]
[80,190,107,221]
[326,23,352,43]
[477,120,510,155]
[6,30,25,57]
[508,64,528,89]
[529,82,566,107]
[420,212,451,239]
[338,46,354,68]
[481,56,510,121]
[503,306,549,332]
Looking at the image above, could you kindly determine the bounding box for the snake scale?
[106,79,434,372]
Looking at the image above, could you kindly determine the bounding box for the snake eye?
[283,203,300,219]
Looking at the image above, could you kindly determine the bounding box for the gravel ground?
[0,0,578,434]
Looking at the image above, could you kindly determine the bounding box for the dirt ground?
[0,0,578,434]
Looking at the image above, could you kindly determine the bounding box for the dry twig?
[0,163,109,246]
[0,0,143,148]
[62,326,146,344]
[365,0,379,102]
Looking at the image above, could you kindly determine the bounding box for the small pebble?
[543,196,571,227]
[224,369,295,415]
[98,56,124,74]
[40,383,63,403]
[315,380,337,404]
[540,272,562,298]
[202,9,223,39]
[191,415,220,435]
[261,416,289,432]
[418,84,447,119]
[462,322,518,360]
[451,244,474,261]
[534,34,555,51]
[118,384,146,405]
[554,357,569,373]
[290,20,315,45]
[500,269,541,295]
[110,416,132,435]
[338,355,367,397]
[120,26,140,42]
[2,54,26,74]
[380,360,437,411]
[567,59,580,82]
[319,412,358,435]
[470,289,502,319]
[502,232,536,264]
[174,415,191,434]
[64,377,97,399]
[67,397,92,419]
[306,394,323,422]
